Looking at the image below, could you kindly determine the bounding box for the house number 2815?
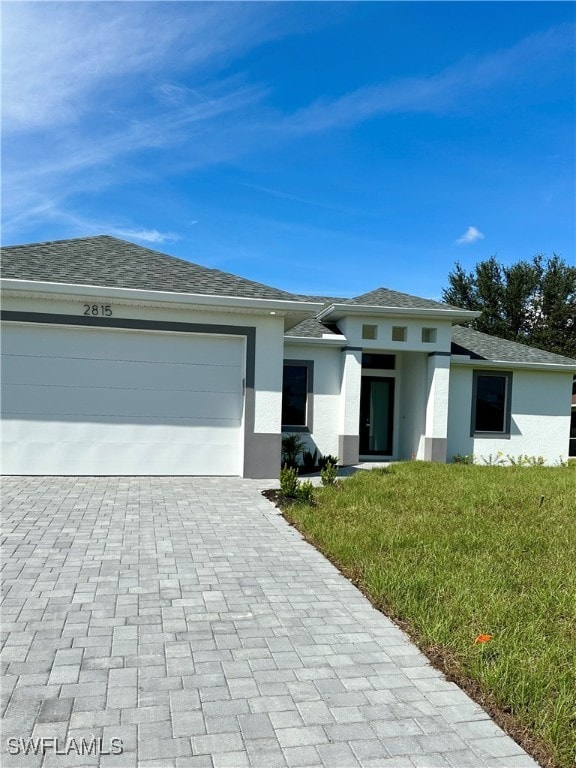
[83,304,113,316]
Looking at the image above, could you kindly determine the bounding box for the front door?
[359,376,395,455]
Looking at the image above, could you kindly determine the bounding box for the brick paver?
[1,477,538,767]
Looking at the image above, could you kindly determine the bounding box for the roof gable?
[285,318,341,338]
[346,287,463,311]
[1,235,294,301]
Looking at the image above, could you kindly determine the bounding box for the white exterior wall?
[339,348,362,434]
[397,352,427,459]
[448,365,574,464]
[338,316,453,353]
[253,319,285,434]
[283,342,342,459]
[423,354,451,461]
[339,348,363,464]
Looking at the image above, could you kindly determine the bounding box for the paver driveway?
[2,477,537,768]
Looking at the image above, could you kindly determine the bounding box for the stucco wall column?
[424,352,451,462]
[338,347,362,465]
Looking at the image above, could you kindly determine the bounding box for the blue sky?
[3,1,575,299]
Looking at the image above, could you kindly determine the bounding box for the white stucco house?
[1,236,575,478]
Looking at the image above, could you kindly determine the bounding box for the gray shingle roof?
[285,318,340,338]
[345,287,464,311]
[286,320,576,362]
[1,236,471,313]
[0,235,296,301]
[452,325,576,366]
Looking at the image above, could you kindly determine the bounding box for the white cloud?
[1,2,271,238]
[111,228,180,245]
[1,3,279,132]
[1,203,179,247]
[2,4,572,243]
[456,226,485,245]
[283,23,574,134]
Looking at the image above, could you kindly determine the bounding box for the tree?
[442,255,576,360]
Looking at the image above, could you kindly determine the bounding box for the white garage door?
[1,323,244,475]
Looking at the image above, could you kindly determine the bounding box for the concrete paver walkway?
[2,477,538,768]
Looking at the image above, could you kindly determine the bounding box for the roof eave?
[317,303,480,323]
[450,357,576,372]
[284,334,348,346]
[0,278,324,315]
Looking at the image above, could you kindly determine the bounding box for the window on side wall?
[282,363,312,429]
[472,371,512,436]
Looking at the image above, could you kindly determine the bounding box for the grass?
[282,462,576,768]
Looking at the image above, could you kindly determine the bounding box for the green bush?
[296,481,315,503]
[281,434,306,468]
[453,453,474,464]
[279,466,315,504]
[279,465,299,498]
[507,454,546,467]
[320,460,338,486]
[318,454,339,470]
[301,450,318,473]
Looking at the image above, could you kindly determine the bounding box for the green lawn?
[282,462,576,768]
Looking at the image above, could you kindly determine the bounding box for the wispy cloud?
[109,228,180,245]
[2,2,276,238]
[3,203,179,247]
[236,182,383,219]
[456,226,485,245]
[2,2,573,244]
[8,84,264,186]
[2,3,279,133]
[282,23,574,134]
[2,88,254,239]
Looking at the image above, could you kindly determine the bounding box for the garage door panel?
[1,323,245,476]
[3,326,243,366]
[2,432,240,475]
[2,384,243,420]
[2,417,241,445]
[2,355,242,392]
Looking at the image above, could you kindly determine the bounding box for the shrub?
[318,454,339,470]
[507,454,546,467]
[453,453,474,464]
[296,481,315,503]
[281,434,306,469]
[279,465,299,498]
[279,467,315,504]
[320,460,338,486]
[481,452,506,466]
[301,450,318,473]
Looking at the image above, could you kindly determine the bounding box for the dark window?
[473,372,512,434]
[282,365,308,426]
[361,353,395,370]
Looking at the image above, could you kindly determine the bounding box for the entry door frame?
[359,375,395,456]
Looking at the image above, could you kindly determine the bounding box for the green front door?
[359,377,395,455]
